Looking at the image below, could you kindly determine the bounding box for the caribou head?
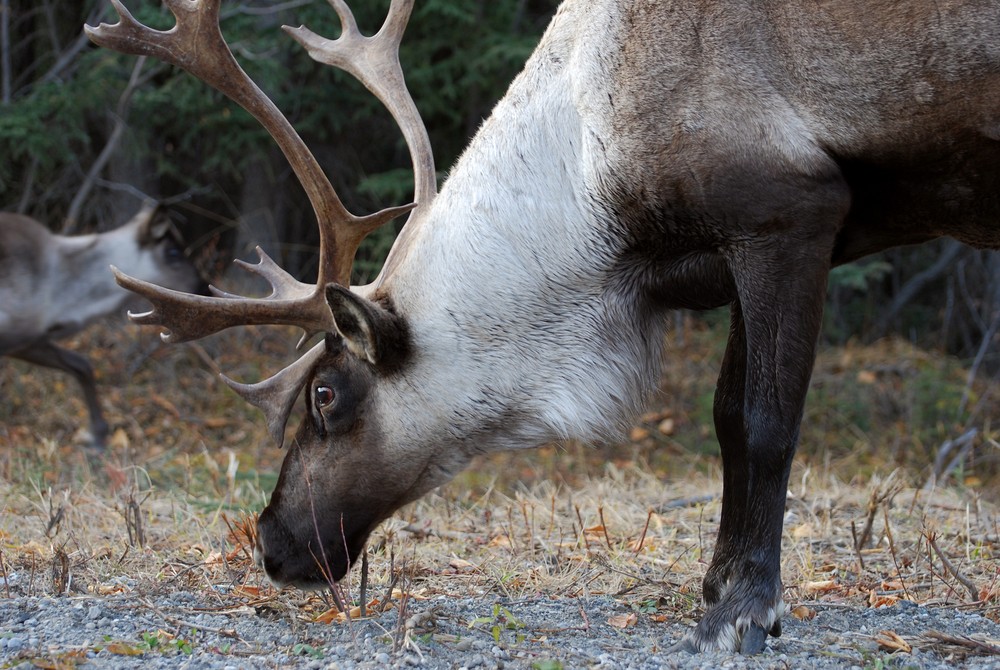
[85,0,508,586]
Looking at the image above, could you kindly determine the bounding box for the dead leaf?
[109,428,130,451]
[315,602,373,624]
[869,591,900,609]
[448,557,477,571]
[607,612,638,629]
[488,534,512,548]
[856,370,877,384]
[629,427,651,441]
[803,579,838,593]
[202,550,224,565]
[875,630,911,653]
[314,607,342,624]
[234,585,263,598]
[95,583,126,595]
[627,538,656,552]
[151,393,181,417]
[790,605,816,620]
[105,643,144,656]
[640,409,672,423]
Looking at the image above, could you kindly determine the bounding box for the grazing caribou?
[86,0,1000,654]
[0,202,205,448]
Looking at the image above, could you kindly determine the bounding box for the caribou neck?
[364,1,666,461]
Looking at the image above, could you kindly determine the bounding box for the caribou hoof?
[670,620,779,656]
[738,623,768,654]
[666,637,700,654]
[669,599,785,654]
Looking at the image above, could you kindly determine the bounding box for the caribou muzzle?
[253,501,376,589]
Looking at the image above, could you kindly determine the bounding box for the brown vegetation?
[0,317,997,647]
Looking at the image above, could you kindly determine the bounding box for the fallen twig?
[140,598,242,640]
[926,533,980,602]
[655,494,717,512]
[920,630,1000,656]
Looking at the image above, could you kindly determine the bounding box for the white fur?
[689,602,785,652]
[359,1,666,490]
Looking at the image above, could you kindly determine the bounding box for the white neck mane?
[371,0,664,456]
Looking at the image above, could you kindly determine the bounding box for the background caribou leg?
[10,341,109,449]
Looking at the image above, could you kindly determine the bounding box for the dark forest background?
[1,0,998,371]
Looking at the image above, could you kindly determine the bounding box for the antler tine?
[112,266,334,344]
[208,247,310,301]
[285,0,437,209]
[221,342,326,447]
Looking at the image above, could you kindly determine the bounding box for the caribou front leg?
[12,341,109,449]
[700,302,759,610]
[673,225,836,654]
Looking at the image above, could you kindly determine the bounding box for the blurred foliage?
[0,0,996,365]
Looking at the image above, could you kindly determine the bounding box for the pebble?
[3,637,24,653]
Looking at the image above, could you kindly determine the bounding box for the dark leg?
[12,340,109,449]
[701,301,749,608]
[675,233,834,654]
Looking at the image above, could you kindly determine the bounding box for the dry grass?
[0,317,997,634]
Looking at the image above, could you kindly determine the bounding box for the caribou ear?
[133,201,166,245]
[325,284,410,372]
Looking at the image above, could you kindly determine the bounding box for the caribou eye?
[315,386,335,408]
[164,244,184,263]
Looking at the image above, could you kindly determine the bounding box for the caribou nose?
[252,542,285,588]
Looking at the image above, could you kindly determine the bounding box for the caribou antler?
[86,0,432,332]
[285,0,436,207]
[86,0,436,443]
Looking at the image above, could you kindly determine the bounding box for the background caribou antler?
[85,0,436,443]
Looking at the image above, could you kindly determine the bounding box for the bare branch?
[872,240,964,340]
[63,55,150,234]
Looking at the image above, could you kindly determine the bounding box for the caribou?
[86,0,1000,654]
[0,202,205,448]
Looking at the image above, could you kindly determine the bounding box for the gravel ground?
[2,591,999,669]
